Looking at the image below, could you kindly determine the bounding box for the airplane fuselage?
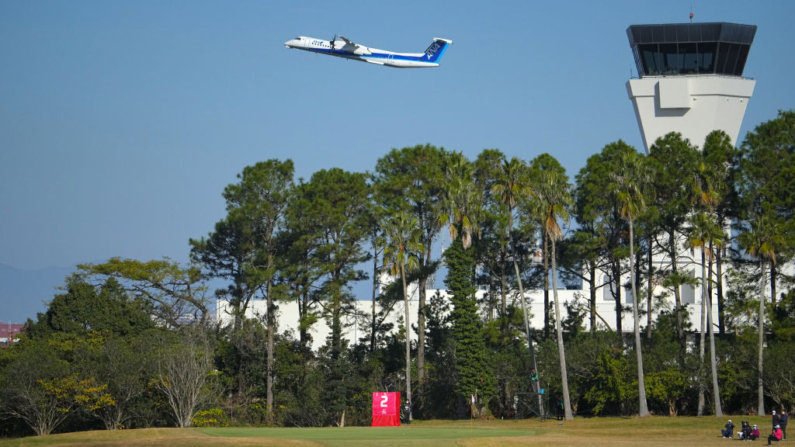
[284,36,452,68]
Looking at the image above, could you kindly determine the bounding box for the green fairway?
[200,426,535,446]
[0,416,781,447]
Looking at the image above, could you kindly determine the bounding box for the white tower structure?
[626,22,756,152]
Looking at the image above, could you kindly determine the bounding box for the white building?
[217,252,721,351]
[217,278,582,350]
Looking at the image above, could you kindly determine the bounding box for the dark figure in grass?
[750,425,761,441]
[739,421,751,440]
[401,402,411,424]
[722,419,735,439]
[781,411,788,441]
[768,425,783,445]
[552,395,564,421]
[773,411,781,430]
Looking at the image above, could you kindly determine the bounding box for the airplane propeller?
[331,33,337,52]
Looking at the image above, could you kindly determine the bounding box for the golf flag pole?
[471,393,476,434]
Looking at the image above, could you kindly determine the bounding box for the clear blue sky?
[1,0,793,272]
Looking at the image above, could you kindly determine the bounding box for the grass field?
[0,416,781,446]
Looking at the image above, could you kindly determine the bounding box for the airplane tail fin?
[423,38,453,63]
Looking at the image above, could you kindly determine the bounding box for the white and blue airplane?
[284,35,452,68]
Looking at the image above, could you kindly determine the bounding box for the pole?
[515,261,544,416]
[471,388,476,435]
[470,397,473,434]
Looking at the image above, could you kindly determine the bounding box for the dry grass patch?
[451,415,774,447]
[0,428,319,447]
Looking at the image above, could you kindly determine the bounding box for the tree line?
[0,110,793,436]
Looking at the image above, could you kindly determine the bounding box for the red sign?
[371,392,400,426]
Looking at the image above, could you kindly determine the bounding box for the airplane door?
[385,54,392,65]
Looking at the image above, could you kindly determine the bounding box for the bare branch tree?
[152,327,219,427]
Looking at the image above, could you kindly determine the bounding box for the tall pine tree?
[444,231,496,415]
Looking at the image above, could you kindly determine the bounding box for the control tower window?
[640,44,661,75]
[679,43,698,74]
[717,44,730,74]
[698,42,717,73]
[627,23,755,78]
[660,44,680,75]
[725,44,742,75]
[734,45,750,76]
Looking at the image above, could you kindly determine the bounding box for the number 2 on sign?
[380,394,388,408]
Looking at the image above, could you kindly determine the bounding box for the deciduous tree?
[0,339,114,436]
[152,327,219,428]
[79,258,209,328]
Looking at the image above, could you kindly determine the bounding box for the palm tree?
[533,166,574,421]
[691,151,726,416]
[441,152,482,248]
[693,158,713,415]
[382,211,424,421]
[609,149,652,418]
[686,211,726,417]
[440,152,496,414]
[491,157,532,321]
[491,157,541,393]
[738,213,787,417]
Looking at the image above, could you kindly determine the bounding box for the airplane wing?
[336,35,371,55]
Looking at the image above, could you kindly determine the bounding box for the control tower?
[626,22,756,152]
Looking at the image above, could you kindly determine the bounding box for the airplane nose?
[285,39,298,48]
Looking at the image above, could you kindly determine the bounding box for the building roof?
[0,323,24,336]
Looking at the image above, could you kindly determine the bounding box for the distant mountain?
[0,264,75,323]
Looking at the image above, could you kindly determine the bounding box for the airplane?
[284,35,453,68]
